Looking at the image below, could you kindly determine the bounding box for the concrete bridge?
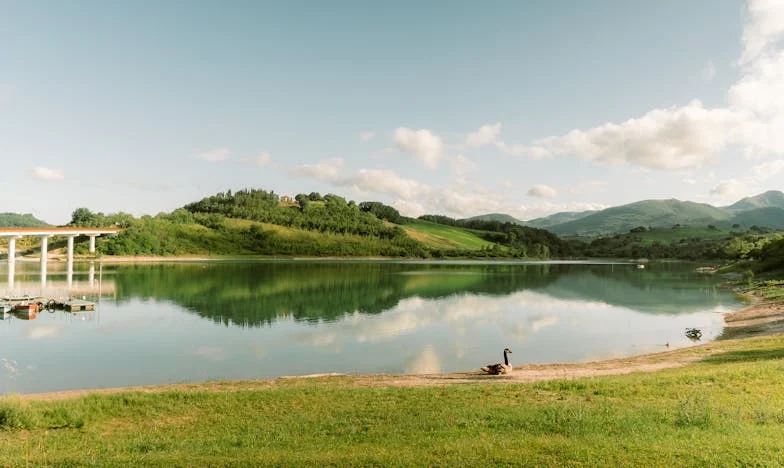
[0,227,121,265]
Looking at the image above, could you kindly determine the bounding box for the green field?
[403,219,493,250]
[629,226,736,245]
[3,332,784,465]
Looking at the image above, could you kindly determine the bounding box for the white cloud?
[710,179,745,197]
[359,131,376,142]
[522,101,741,170]
[709,158,784,202]
[195,148,231,162]
[739,0,784,65]
[489,1,784,170]
[240,151,271,166]
[291,158,344,180]
[527,184,557,198]
[466,122,502,147]
[393,127,443,169]
[30,166,64,181]
[702,61,717,81]
[450,154,477,175]
[750,159,784,180]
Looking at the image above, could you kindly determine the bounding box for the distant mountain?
[547,199,732,237]
[728,207,784,229]
[462,213,525,225]
[525,210,598,229]
[726,190,784,212]
[0,212,50,227]
[452,191,784,238]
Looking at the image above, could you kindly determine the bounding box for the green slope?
[0,212,50,227]
[548,199,733,237]
[728,207,784,228]
[525,210,597,229]
[402,219,493,250]
[462,213,524,225]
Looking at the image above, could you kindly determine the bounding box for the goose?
[481,348,512,375]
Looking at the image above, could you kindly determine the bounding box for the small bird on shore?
[481,348,513,375]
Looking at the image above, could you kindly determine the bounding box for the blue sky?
[1,0,782,224]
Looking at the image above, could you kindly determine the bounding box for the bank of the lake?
[2,324,784,465]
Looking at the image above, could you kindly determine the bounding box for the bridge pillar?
[8,236,17,265]
[89,235,97,253]
[40,235,49,263]
[66,235,76,264]
[40,235,50,288]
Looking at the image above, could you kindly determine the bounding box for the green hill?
[0,212,50,227]
[726,190,784,212]
[402,219,493,250]
[462,213,524,225]
[548,199,732,237]
[729,207,784,229]
[525,210,597,229]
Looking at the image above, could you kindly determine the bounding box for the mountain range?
[464,191,784,237]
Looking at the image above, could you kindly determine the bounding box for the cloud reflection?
[294,291,578,349]
[405,346,441,374]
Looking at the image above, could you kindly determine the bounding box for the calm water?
[0,260,740,394]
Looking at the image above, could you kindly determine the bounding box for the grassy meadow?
[3,334,784,466]
[402,219,494,251]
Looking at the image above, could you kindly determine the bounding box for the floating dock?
[0,295,96,314]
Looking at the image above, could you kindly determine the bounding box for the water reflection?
[103,261,735,327]
[0,261,741,394]
[1,260,113,299]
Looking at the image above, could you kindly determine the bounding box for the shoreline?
[17,295,782,402]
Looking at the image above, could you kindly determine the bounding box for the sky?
[1,0,783,225]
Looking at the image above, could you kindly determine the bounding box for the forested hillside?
[67,189,569,259]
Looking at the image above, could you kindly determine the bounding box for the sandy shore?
[18,295,782,402]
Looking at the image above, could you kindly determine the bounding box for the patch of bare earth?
[719,296,784,339]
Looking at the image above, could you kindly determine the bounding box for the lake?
[0,260,740,394]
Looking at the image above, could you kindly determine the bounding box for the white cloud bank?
[527,184,557,198]
[466,122,502,148]
[30,166,64,181]
[479,0,784,171]
[393,127,443,169]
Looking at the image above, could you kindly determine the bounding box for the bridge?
[0,227,121,265]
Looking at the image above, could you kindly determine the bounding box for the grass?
[4,335,784,465]
[403,220,493,251]
[754,280,784,301]
[632,226,735,245]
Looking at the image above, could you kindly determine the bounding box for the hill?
[64,189,568,259]
[402,219,493,251]
[0,212,50,227]
[547,199,732,237]
[726,190,784,212]
[729,207,784,229]
[524,210,597,229]
[462,213,524,225]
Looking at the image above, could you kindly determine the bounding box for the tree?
[70,208,98,227]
